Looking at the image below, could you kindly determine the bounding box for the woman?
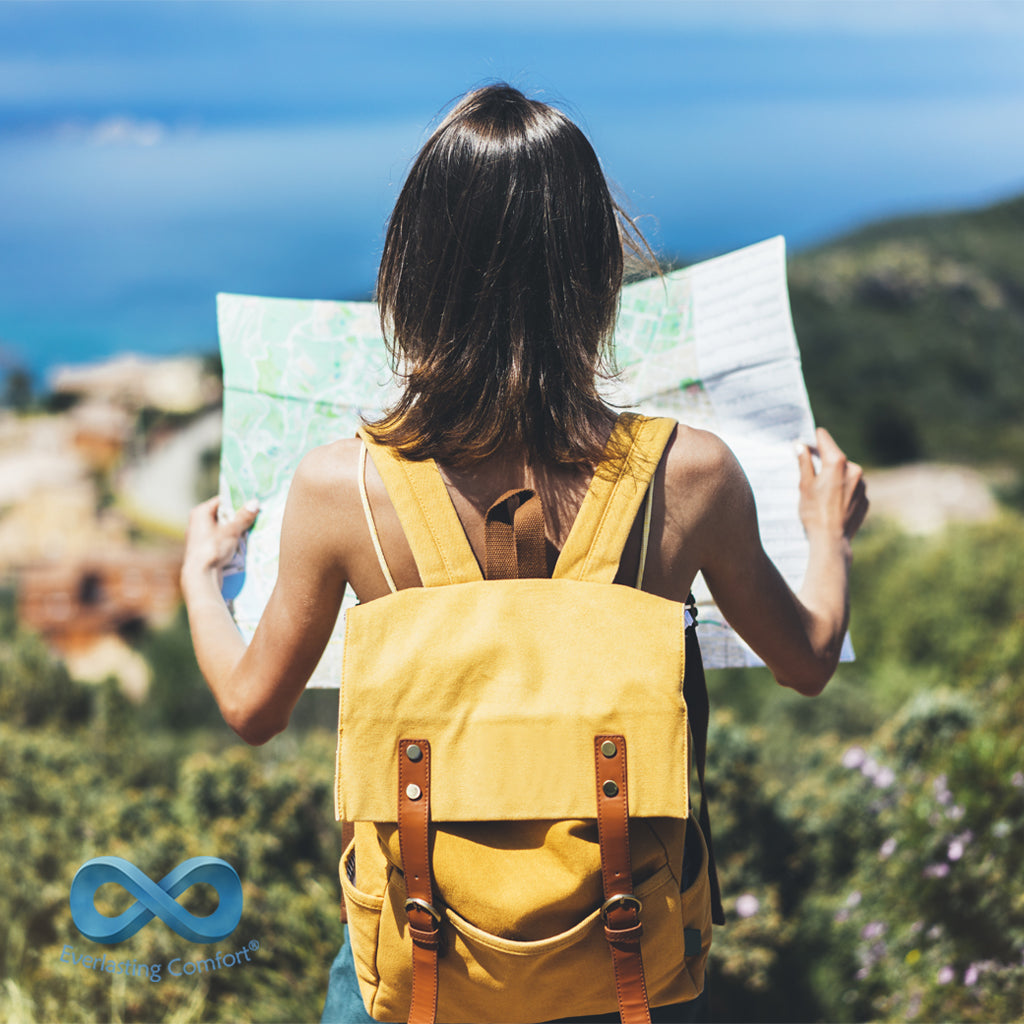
[183,84,867,1022]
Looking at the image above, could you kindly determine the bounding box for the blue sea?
[1,1,1023,384]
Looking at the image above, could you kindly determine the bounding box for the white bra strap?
[358,442,397,594]
[635,476,654,590]
[362,439,652,594]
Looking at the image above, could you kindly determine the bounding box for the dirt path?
[865,463,1001,535]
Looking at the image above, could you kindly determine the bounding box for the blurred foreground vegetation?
[705,513,1024,1021]
[0,607,342,1024]
[2,510,1023,1022]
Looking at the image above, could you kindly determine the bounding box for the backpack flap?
[335,578,690,824]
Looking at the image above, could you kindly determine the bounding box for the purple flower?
[933,774,953,805]
[874,766,896,789]
[937,965,955,984]
[964,964,980,986]
[842,746,866,769]
[948,830,974,861]
[860,757,880,780]
[861,921,886,940]
[1012,771,1024,789]
[879,837,897,859]
[924,862,951,879]
[735,893,760,919]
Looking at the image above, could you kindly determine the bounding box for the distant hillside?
[786,192,1024,466]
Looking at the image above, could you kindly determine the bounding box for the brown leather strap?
[398,739,440,1024]
[485,488,547,580]
[594,735,651,1024]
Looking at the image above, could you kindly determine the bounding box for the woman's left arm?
[181,446,349,744]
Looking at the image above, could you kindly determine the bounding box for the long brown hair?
[365,84,655,466]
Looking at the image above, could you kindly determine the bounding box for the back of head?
[368,84,649,466]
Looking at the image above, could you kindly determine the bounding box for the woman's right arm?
[697,427,868,695]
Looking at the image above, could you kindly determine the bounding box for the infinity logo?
[70,857,243,944]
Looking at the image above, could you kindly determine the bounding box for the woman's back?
[304,418,732,608]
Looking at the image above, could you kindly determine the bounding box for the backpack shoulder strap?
[553,413,676,584]
[356,428,483,588]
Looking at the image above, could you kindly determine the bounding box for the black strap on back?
[683,594,725,925]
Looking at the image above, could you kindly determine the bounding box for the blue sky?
[1,1,1024,380]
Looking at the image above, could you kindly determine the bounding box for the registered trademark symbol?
[249,939,259,951]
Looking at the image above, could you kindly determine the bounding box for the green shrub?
[0,689,342,1023]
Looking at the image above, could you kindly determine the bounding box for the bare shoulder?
[662,424,750,509]
[290,437,363,502]
[279,438,366,547]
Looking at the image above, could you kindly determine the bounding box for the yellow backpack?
[334,413,724,1024]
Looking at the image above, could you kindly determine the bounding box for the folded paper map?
[217,235,853,687]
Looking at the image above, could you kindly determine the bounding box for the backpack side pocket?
[339,833,387,1018]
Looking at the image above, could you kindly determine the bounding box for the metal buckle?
[600,893,642,925]
[404,897,443,929]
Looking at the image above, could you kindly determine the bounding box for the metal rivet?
[601,740,618,758]
[406,744,423,762]
[603,780,619,798]
[406,783,422,801]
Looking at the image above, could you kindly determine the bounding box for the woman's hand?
[779,427,868,693]
[178,445,352,744]
[797,428,869,548]
[182,496,260,592]
[179,495,262,741]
